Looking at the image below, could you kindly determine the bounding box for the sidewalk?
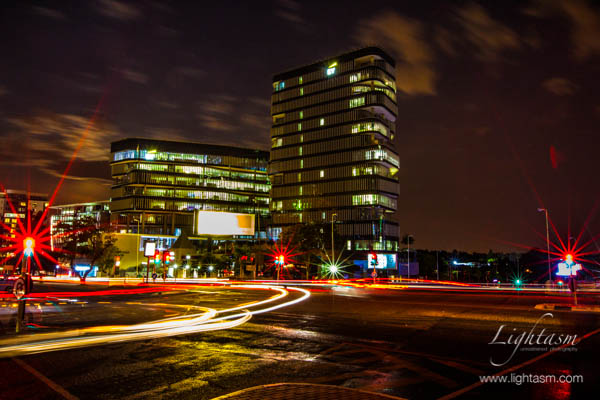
[211,383,405,400]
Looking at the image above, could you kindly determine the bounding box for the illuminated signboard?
[195,211,255,236]
[556,262,582,277]
[368,253,397,269]
[144,241,156,257]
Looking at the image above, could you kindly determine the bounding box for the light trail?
[0,285,310,358]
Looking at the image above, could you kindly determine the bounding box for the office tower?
[269,47,400,255]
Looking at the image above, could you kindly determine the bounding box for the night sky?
[1,0,600,253]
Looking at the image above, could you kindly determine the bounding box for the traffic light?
[154,250,161,265]
[565,254,573,264]
[515,279,521,286]
[164,252,171,265]
[368,253,377,268]
[276,254,285,265]
[114,256,121,267]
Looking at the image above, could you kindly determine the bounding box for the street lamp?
[406,234,413,280]
[537,208,551,285]
[133,218,140,277]
[331,213,337,265]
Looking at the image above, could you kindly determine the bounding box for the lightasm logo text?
[488,313,578,366]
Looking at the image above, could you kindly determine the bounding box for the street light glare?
[23,237,35,256]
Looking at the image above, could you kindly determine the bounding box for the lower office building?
[49,200,110,246]
[110,138,270,236]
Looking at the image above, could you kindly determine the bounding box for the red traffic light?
[368,253,377,267]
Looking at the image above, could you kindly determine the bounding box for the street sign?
[13,278,26,300]
[152,273,158,280]
[144,242,156,257]
[371,270,378,278]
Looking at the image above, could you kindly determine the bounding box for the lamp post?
[133,218,140,277]
[537,208,551,286]
[331,213,337,265]
[406,234,413,280]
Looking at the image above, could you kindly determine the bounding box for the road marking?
[437,326,600,400]
[12,357,79,400]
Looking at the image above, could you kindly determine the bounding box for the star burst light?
[0,185,66,273]
[500,205,600,281]
[0,92,107,275]
[319,248,353,279]
[265,239,301,279]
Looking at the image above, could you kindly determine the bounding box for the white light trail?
[0,286,310,358]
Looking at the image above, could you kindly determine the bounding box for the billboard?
[366,253,397,269]
[195,211,255,236]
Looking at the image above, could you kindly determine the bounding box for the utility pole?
[331,213,337,264]
[133,218,140,277]
[406,234,413,280]
[537,208,552,286]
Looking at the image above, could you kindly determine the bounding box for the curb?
[535,303,600,313]
[210,383,406,400]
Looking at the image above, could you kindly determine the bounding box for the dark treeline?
[413,248,600,283]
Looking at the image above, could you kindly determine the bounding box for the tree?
[56,216,123,282]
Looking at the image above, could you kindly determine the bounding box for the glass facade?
[270,47,400,252]
[110,139,269,235]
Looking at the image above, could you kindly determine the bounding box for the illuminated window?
[272,137,283,148]
[319,118,325,126]
[351,122,388,136]
[326,67,336,76]
[349,73,361,83]
[297,172,301,182]
[299,186,303,195]
[299,88,304,96]
[322,212,326,220]
[299,110,303,119]
[298,123,302,131]
[300,134,303,143]
[274,81,285,91]
[349,97,365,108]
[298,146,302,156]
[319,170,325,178]
[300,159,303,168]
[299,76,303,84]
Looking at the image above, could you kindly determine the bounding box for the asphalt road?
[0,281,598,400]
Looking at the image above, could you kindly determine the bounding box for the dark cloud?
[275,0,308,30]
[356,11,436,95]
[455,3,520,62]
[121,69,148,85]
[542,77,577,96]
[96,0,140,20]
[525,0,600,60]
[32,6,66,20]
